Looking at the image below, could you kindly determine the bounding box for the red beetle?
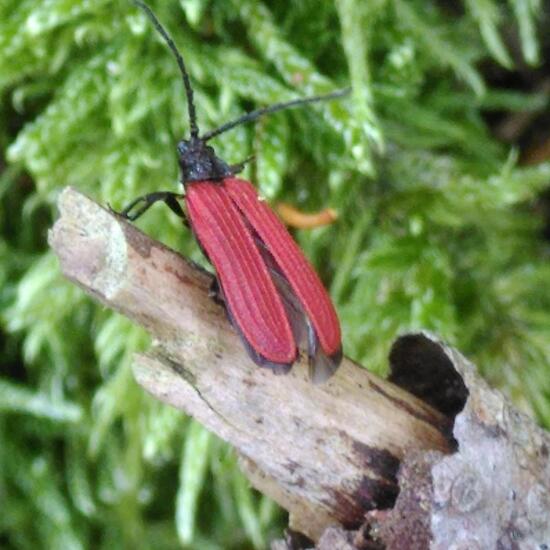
[120,1,345,382]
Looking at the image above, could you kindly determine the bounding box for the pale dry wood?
[49,187,452,541]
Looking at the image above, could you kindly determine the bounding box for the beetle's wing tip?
[231,309,296,374]
[306,320,342,384]
[308,346,342,384]
[262,360,294,376]
[218,281,297,374]
[241,335,295,375]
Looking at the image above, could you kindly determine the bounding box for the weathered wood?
[49,187,452,540]
[363,333,550,550]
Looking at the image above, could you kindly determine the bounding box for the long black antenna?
[133,0,199,139]
[202,87,350,142]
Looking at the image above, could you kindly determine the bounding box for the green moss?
[0,0,548,548]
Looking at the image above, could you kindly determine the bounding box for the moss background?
[1,0,549,548]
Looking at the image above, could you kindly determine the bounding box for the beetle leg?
[115,191,187,222]
[208,278,225,306]
[229,155,255,175]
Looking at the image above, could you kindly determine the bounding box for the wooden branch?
[49,187,452,540]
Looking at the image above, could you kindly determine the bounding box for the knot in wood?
[450,468,484,513]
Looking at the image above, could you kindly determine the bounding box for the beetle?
[119,1,345,382]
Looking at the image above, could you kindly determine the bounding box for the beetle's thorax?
[177,137,232,185]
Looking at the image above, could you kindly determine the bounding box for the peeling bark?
[362,334,550,550]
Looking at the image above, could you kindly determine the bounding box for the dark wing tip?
[219,286,297,374]
[309,346,342,384]
[239,333,295,375]
[307,316,343,384]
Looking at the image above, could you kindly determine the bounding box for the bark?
[378,334,550,550]
[49,187,550,548]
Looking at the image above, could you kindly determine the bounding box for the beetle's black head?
[177,137,233,184]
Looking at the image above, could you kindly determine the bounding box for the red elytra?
[222,178,342,359]
[185,180,297,366]
[119,2,345,381]
[186,179,342,370]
